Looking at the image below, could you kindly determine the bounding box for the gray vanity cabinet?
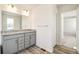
[2,31,36,54]
[24,32,36,48]
[3,38,17,54]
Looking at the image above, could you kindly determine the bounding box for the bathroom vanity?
[0,11,36,54]
[1,29,36,54]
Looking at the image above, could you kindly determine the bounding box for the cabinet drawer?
[25,42,30,48]
[18,41,24,44]
[3,34,24,40]
[25,36,30,42]
[18,37,24,44]
[31,35,36,38]
[18,44,24,51]
[25,33,30,36]
[30,33,36,35]
[31,38,36,43]
[18,43,24,47]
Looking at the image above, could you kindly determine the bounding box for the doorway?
[61,10,77,49]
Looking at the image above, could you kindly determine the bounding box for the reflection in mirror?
[2,11,21,32]
[7,17,14,30]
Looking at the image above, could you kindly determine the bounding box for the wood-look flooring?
[18,46,51,54]
[18,45,78,54]
[54,45,78,54]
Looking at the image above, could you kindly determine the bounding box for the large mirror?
[2,11,22,32]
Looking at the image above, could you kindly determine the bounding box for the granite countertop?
[1,29,36,36]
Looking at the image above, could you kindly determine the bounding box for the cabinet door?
[30,33,36,46]
[25,35,30,48]
[25,41,30,48]
[18,43,24,51]
[3,38,17,54]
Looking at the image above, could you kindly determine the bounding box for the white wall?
[62,11,76,35]
[76,7,79,53]
[31,5,57,53]
[22,15,32,29]
[56,6,63,45]
[59,5,78,13]
[64,18,76,34]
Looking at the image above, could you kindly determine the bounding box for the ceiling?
[0,4,40,11]
[57,4,79,12]
[15,4,40,10]
[0,4,79,12]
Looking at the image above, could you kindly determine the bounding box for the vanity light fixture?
[23,9,29,13]
[11,5,14,8]
[22,9,30,16]
[25,10,28,12]
[8,4,15,8]
[6,4,17,13]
